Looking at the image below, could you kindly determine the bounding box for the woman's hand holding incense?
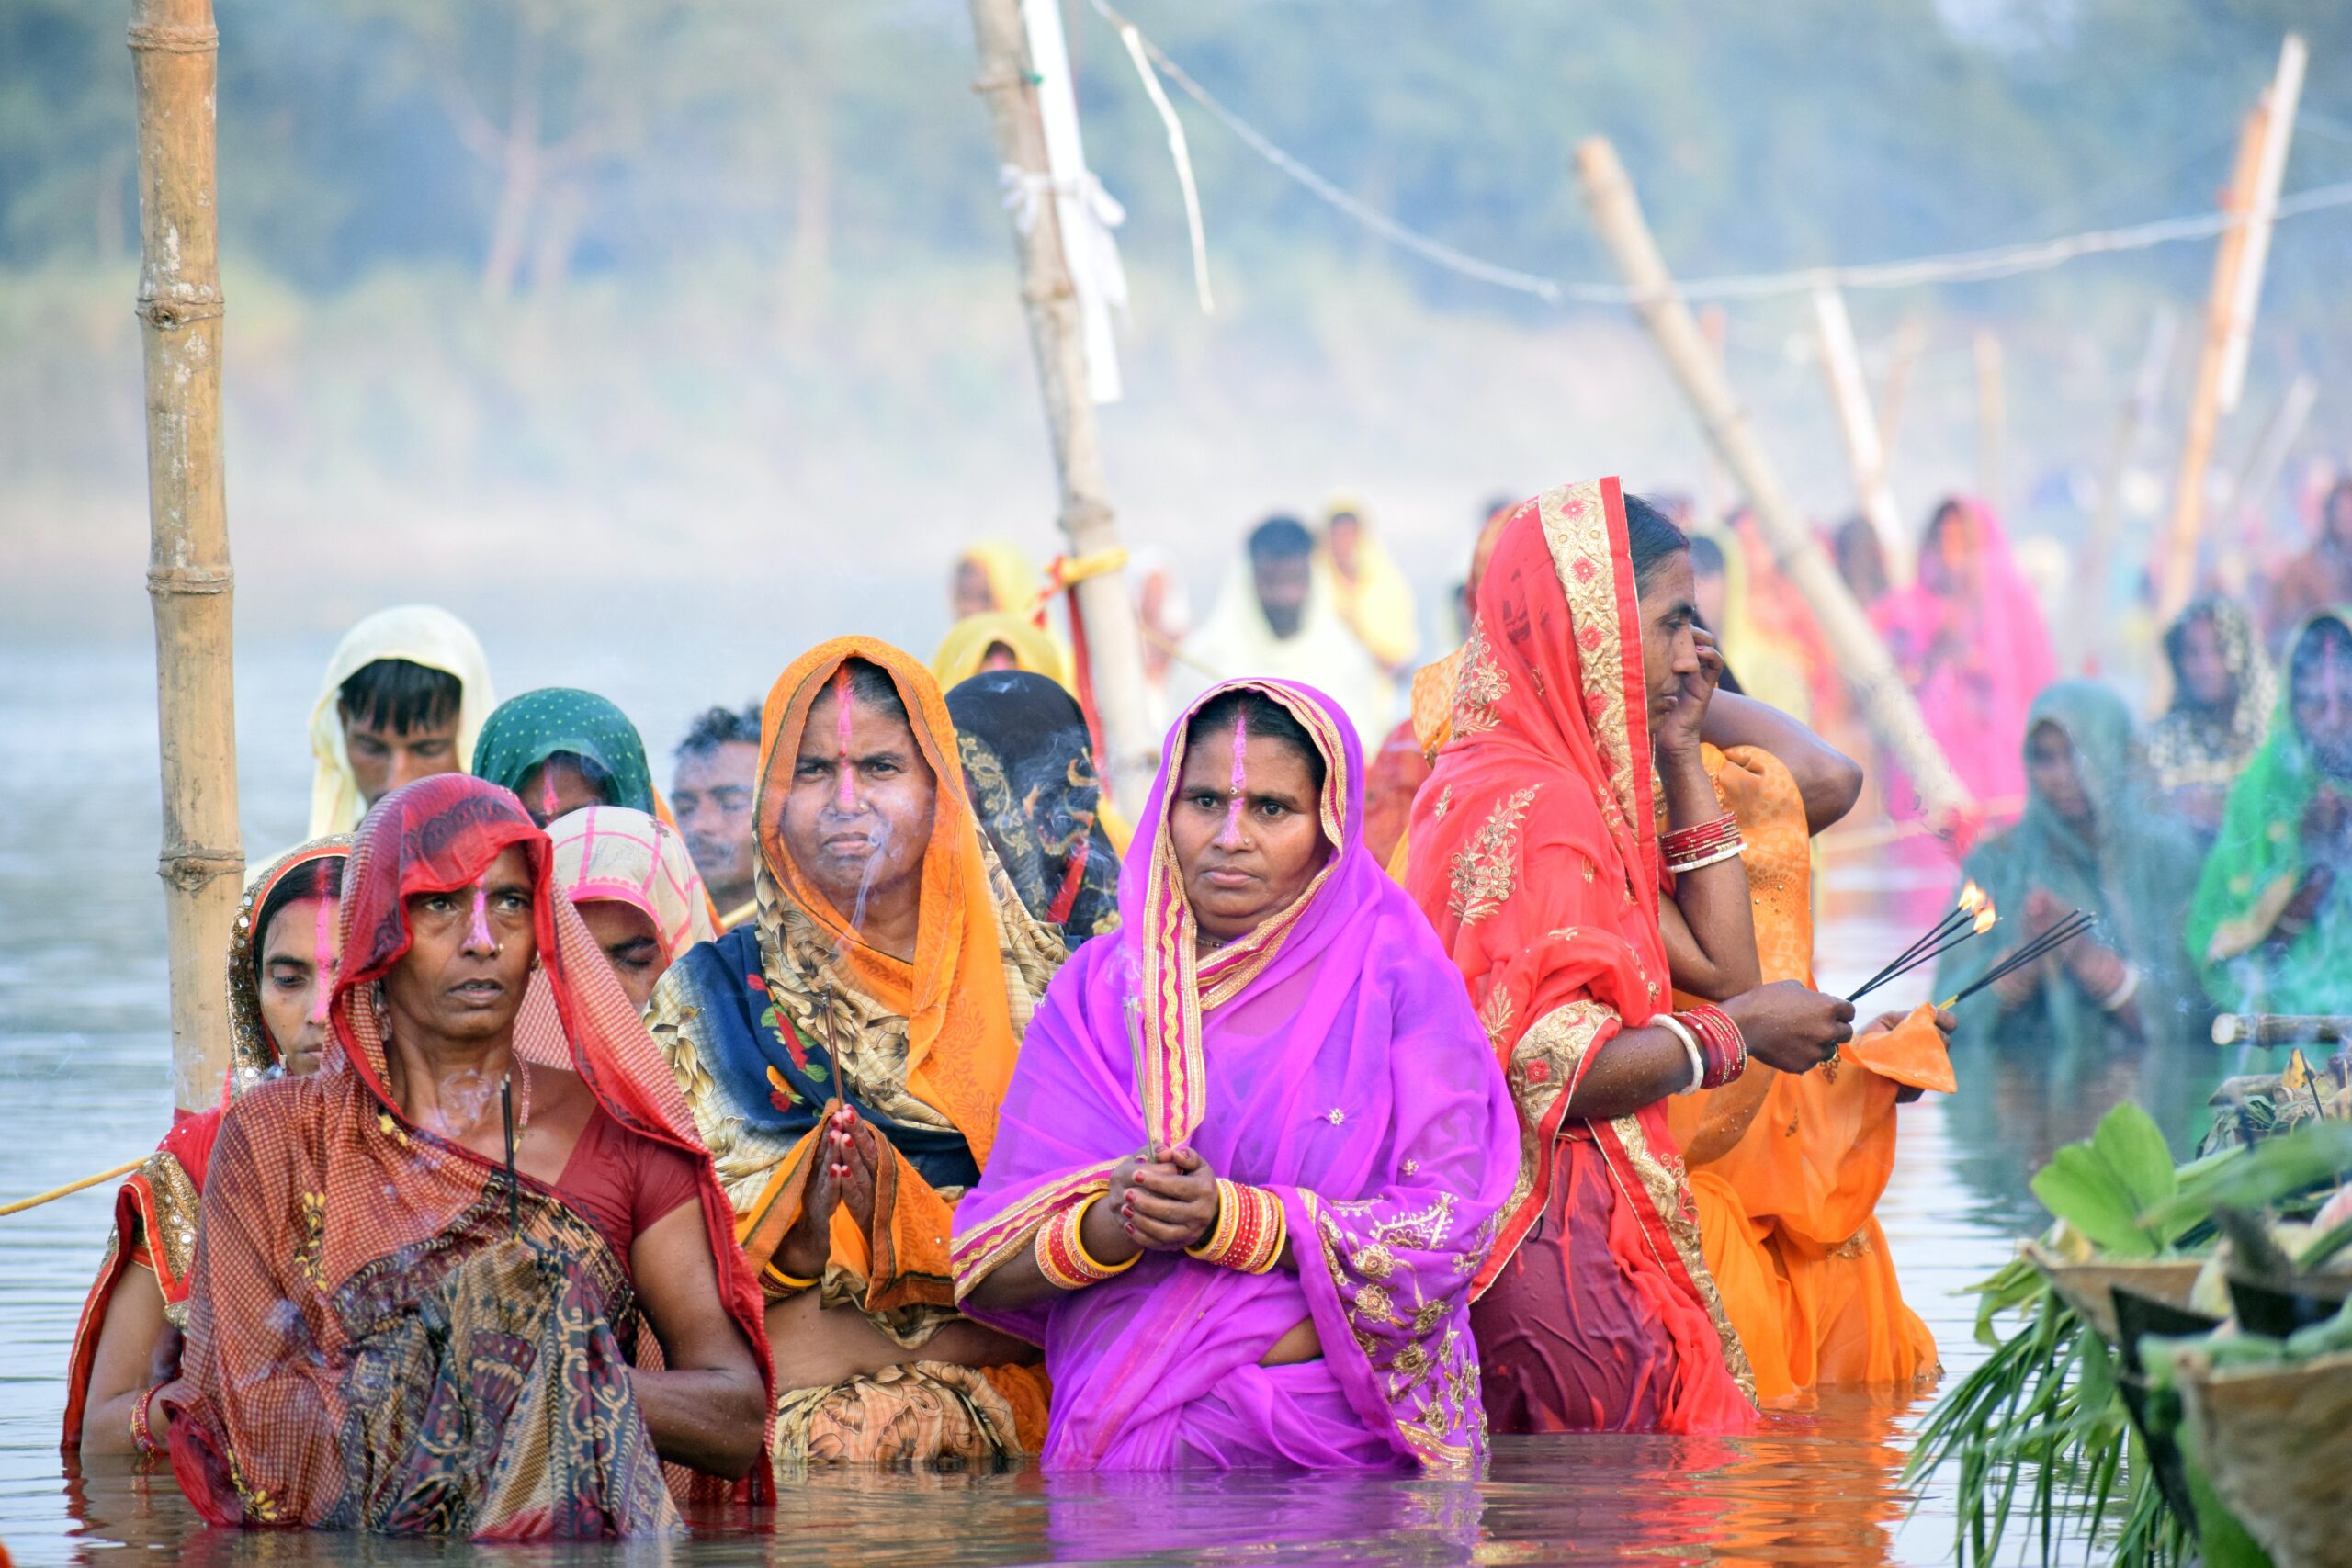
[1117,1146,1220,1252]
[1724,981,1852,1075]
[778,1104,878,1280]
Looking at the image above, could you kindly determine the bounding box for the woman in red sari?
[65,839,351,1458]
[1405,478,1855,1436]
[162,775,770,1538]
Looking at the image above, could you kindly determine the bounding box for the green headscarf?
[2187,610,2352,1013]
[469,687,655,817]
[1937,680,2207,1052]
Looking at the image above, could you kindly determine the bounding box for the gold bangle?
[1036,1193,1136,1291]
[766,1263,820,1292]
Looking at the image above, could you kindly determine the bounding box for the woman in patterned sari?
[164,775,770,1538]
[65,839,347,1456]
[953,678,1517,1468]
[646,637,1066,1470]
[1405,479,1856,1436]
[946,670,1123,946]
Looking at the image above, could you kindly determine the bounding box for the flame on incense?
[1958,880,1985,914]
[1973,901,1998,934]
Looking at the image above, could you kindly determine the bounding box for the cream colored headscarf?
[305,606,495,836]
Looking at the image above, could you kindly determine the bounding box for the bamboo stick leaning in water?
[130,0,243,1111]
[1814,284,1909,584]
[1574,138,1975,829]
[0,1160,145,1218]
[966,0,1159,816]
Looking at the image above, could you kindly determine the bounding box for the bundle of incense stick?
[1849,884,1998,1004]
[1941,910,2098,1007]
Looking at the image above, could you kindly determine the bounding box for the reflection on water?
[0,647,2245,1564]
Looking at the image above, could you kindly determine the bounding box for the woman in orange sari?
[1664,747,1943,1399]
[646,638,1065,1469]
[1405,479,1857,1435]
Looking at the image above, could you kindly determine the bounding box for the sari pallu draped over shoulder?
[62,839,348,1451]
[1402,478,1757,1436]
[951,678,1519,1471]
[169,776,769,1538]
[645,637,1060,1417]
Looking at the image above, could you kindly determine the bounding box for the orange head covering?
[755,637,1022,1164]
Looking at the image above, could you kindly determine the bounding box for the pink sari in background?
[1871,497,2053,823]
[952,679,1518,1471]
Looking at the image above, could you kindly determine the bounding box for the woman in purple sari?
[951,678,1518,1470]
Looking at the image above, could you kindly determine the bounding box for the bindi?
[307,894,338,1024]
[830,667,857,812]
[467,881,494,950]
[1221,708,1250,840]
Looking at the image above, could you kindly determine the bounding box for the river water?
[0,643,2228,1565]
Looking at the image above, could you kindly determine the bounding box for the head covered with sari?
[61,838,350,1452]
[1403,476,1756,1427]
[1871,496,2054,817]
[307,606,495,836]
[2190,609,2352,1012]
[945,670,1121,944]
[959,540,1041,616]
[1938,681,2208,1051]
[952,677,1517,1470]
[2150,594,2276,794]
[548,805,718,964]
[933,612,1072,694]
[646,637,1061,1319]
[171,774,767,1533]
[471,687,656,817]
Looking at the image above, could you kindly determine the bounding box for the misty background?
[5,0,2350,791]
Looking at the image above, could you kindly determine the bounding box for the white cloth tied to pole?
[1019,0,1126,405]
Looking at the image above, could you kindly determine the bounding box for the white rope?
[1110,13,1216,312]
[1088,0,2352,308]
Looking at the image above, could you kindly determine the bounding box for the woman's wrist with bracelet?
[1185,1179,1286,1274]
[1036,1192,1139,1292]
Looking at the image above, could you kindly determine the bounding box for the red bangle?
[1185,1180,1286,1274]
[1035,1194,1136,1291]
[1661,813,1743,873]
[1679,1003,1747,1089]
[130,1382,164,1459]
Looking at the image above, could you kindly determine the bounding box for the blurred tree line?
[5,0,2349,317]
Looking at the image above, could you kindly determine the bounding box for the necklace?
[508,1055,532,1133]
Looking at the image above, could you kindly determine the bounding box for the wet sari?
[472,687,657,816]
[1938,682,2208,1053]
[946,671,1122,945]
[1664,750,1937,1400]
[645,637,1064,1468]
[62,839,348,1451]
[952,678,1516,1470]
[1403,477,1757,1436]
[169,776,769,1538]
[2189,610,2352,1016]
[306,606,495,836]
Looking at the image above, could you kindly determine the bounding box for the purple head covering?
[952,678,1518,1470]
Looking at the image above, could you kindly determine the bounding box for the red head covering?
[1405,477,1754,1426]
[171,774,770,1530]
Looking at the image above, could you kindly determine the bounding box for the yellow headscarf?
[931,612,1071,694]
[1317,492,1419,671]
[957,540,1040,616]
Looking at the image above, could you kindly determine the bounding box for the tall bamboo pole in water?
[964,0,1157,812]
[1575,137,1973,827]
[130,0,243,1109]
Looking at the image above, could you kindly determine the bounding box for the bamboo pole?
[2070,308,2177,672]
[1574,138,1973,826]
[1813,285,1908,583]
[2217,371,2317,596]
[1873,315,1926,473]
[965,0,1157,812]
[130,0,243,1111]
[1972,330,2005,506]
[2157,39,2302,620]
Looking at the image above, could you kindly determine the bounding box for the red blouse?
[550,1108,704,1272]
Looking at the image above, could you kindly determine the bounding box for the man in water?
[306,605,495,836]
[1185,515,1388,744]
[673,703,762,929]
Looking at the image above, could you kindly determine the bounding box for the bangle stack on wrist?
[130,1382,164,1459]
[1185,1179,1286,1274]
[1662,813,1745,875]
[1035,1192,1137,1292]
[1656,1012,1708,1095]
[1680,1002,1748,1087]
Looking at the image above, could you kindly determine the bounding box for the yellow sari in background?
[1666,746,1938,1400]
[932,612,1072,694]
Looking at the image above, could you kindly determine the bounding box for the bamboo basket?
[2022,1243,2205,1345]
[2176,1347,2352,1568]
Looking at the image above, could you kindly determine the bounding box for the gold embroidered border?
[1304,1192,1476,1468]
[1603,1116,1757,1403]
[1450,621,1507,739]
[1498,1000,1614,1235]
[1447,785,1540,926]
[1534,479,1657,888]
